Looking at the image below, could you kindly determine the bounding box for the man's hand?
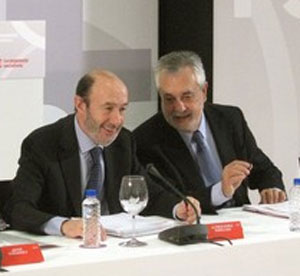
[260,188,287,204]
[175,196,201,224]
[222,160,252,197]
[61,217,107,240]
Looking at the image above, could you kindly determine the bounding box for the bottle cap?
[294,178,300,186]
[85,189,97,197]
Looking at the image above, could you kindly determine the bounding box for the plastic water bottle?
[82,189,101,248]
[289,178,300,232]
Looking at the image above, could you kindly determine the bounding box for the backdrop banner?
[0,20,45,79]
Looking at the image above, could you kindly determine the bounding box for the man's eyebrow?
[102,102,129,106]
[182,91,193,95]
[161,91,192,97]
[160,91,174,97]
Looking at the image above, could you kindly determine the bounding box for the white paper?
[101,213,179,238]
[243,201,290,219]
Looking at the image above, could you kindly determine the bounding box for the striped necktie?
[86,147,103,197]
[192,130,221,186]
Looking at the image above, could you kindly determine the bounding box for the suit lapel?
[161,146,203,191]
[102,137,124,214]
[159,115,205,191]
[204,104,249,204]
[58,115,82,216]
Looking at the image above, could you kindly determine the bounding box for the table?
[1,208,300,276]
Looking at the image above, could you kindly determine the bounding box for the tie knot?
[193,130,203,139]
[90,147,102,164]
[192,131,205,151]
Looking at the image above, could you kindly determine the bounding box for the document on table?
[0,232,60,249]
[101,213,179,238]
[242,201,290,218]
[0,232,42,246]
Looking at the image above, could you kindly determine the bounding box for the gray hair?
[154,51,206,88]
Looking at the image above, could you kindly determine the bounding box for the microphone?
[147,164,200,224]
[146,164,208,245]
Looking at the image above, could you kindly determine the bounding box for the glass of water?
[119,175,148,247]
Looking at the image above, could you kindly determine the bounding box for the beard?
[84,109,121,146]
[162,109,200,133]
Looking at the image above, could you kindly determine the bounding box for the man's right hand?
[61,218,107,240]
[175,196,201,224]
[221,160,252,197]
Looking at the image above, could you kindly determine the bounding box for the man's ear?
[74,95,86,113]
[202,82,209,102]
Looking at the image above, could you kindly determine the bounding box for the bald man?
[5,70,200,238]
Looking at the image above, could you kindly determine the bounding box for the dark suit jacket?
[133,103,285,214]
[4,115,181,234]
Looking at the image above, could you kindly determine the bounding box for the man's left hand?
[260,188,287,204]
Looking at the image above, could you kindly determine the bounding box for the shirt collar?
[179,113,207,143]
[74,116,103,154]
[198,113,207,139]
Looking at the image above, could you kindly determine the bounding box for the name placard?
[1,243,44,267]
[207,221,244,240]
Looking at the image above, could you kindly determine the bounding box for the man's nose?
[110,109,123,125]
[173,99,186,112]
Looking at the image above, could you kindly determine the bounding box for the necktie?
[87,147,103,197]
[192,130,221,186]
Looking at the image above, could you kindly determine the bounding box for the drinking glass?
[119,175,148,247]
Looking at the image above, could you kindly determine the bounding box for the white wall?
[214,0,300,201]
[0,79,43,179]
[83,0,158,130]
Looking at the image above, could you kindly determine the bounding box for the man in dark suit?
[4,70,199,238]
[133,51,286,214]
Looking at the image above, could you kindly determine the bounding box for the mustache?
[171,111,191,118]
[104,123,122,130]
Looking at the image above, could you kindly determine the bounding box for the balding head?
[74,69,128,146]
[75,69,127,107]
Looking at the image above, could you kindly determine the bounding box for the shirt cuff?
[211,182,232,206]
[41,216,69,236]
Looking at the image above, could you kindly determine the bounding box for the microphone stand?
[147,164,209,245]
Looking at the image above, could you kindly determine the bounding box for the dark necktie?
[87,147,103,197]
[192,130,221,186]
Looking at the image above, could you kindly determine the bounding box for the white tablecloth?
[1,208,299,276]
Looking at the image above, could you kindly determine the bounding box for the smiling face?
[75,72,128,146]
[158,66,208,133]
